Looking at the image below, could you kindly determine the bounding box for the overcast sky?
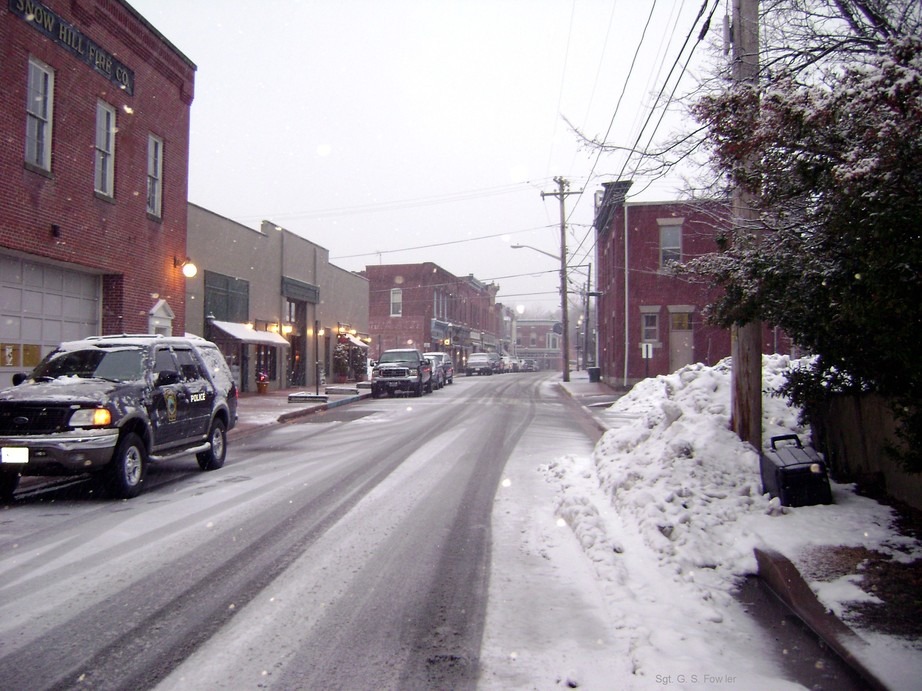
[128,0,714,314]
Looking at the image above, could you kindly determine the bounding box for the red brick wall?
[1,0,194,334]
[364,263,501,358]
[597,200,792,386]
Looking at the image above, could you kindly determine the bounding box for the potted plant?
[349,346,367,382]
[256,370,269,395]
[332,344,350,383]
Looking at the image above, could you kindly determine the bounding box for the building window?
[390,288,402,317]
[147,135,163,217]
[204,271,250,323]
[670,312,692,331]
[659,224,682,267]
[642,313,659,342]
[25,57,54,171]
[95,102,116,197]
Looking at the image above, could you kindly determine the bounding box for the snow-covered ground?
[482,356,922,690]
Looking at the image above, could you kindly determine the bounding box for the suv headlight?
[69,407,112,428]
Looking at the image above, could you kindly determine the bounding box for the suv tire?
[106,432,147,499]
[197,418,227,471]
[0,474,19,502]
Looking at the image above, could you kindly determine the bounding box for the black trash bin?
[759,434,833,507]
[587,366,601,383]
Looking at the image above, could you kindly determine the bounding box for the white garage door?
[0,253,100,386]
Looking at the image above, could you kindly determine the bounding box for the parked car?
[465,352,500,376]
[371,349,432,397]
[427,357,445,390]
[423,352,454,385]
[523,359,538,372]
[501,356,520,373]
[0,334,238,500]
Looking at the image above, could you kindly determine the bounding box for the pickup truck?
[370,349,432,398]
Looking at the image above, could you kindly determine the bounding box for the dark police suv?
[0,335,238,500]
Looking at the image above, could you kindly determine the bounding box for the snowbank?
[543,355,922,689]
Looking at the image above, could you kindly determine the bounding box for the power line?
[233,180,552,223]
[571,0,717,267]
[332,225,555,261]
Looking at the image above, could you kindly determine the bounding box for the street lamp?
[511,243,570,382]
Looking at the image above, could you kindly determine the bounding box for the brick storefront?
[1,0,194,384]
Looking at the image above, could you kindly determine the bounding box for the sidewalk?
[230,383,372,438]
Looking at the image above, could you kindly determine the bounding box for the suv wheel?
[106,432,147,499]
[197,418,227,471]
[0,473,20,502]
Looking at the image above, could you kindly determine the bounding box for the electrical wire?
[233,180,552,224]
[332,225,555,261]
[570,0,719,268]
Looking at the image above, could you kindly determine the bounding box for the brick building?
[514,318,561,371]
[594,181,792,387]
[1,0,194,386]
[364,263,501,366]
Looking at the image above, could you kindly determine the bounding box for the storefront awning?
[210,320,289,346]
[343,333,368,348]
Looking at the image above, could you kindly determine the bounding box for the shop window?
[255,345,277,382]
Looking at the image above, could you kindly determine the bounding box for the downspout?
[622,203,630,387]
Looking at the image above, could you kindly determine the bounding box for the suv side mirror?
[11,372,29,386]
[156,370,181,387]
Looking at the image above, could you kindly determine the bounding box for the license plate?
[1,447,29,464]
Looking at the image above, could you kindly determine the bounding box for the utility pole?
[541,176,581,382]
[730,0,762,449]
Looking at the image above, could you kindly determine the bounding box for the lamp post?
[314,320,324,395]
[511,242,569,382]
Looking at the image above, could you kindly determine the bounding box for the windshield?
[378,351,417,364]
[32,347,145,383]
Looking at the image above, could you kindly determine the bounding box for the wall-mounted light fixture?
[173,256,198,278]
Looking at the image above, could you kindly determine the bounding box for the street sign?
[641,342,654,359]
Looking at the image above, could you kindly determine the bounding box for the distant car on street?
[465,352,500,376]
[501,356,519,373]
[427,356,445,390]
[424,352,454,385]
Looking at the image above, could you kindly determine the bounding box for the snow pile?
[543,355,922,688]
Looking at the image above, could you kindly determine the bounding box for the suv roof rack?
[84,334,167,341]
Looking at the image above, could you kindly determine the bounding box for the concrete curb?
[276,392,372,424]
[753,549,887,689]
